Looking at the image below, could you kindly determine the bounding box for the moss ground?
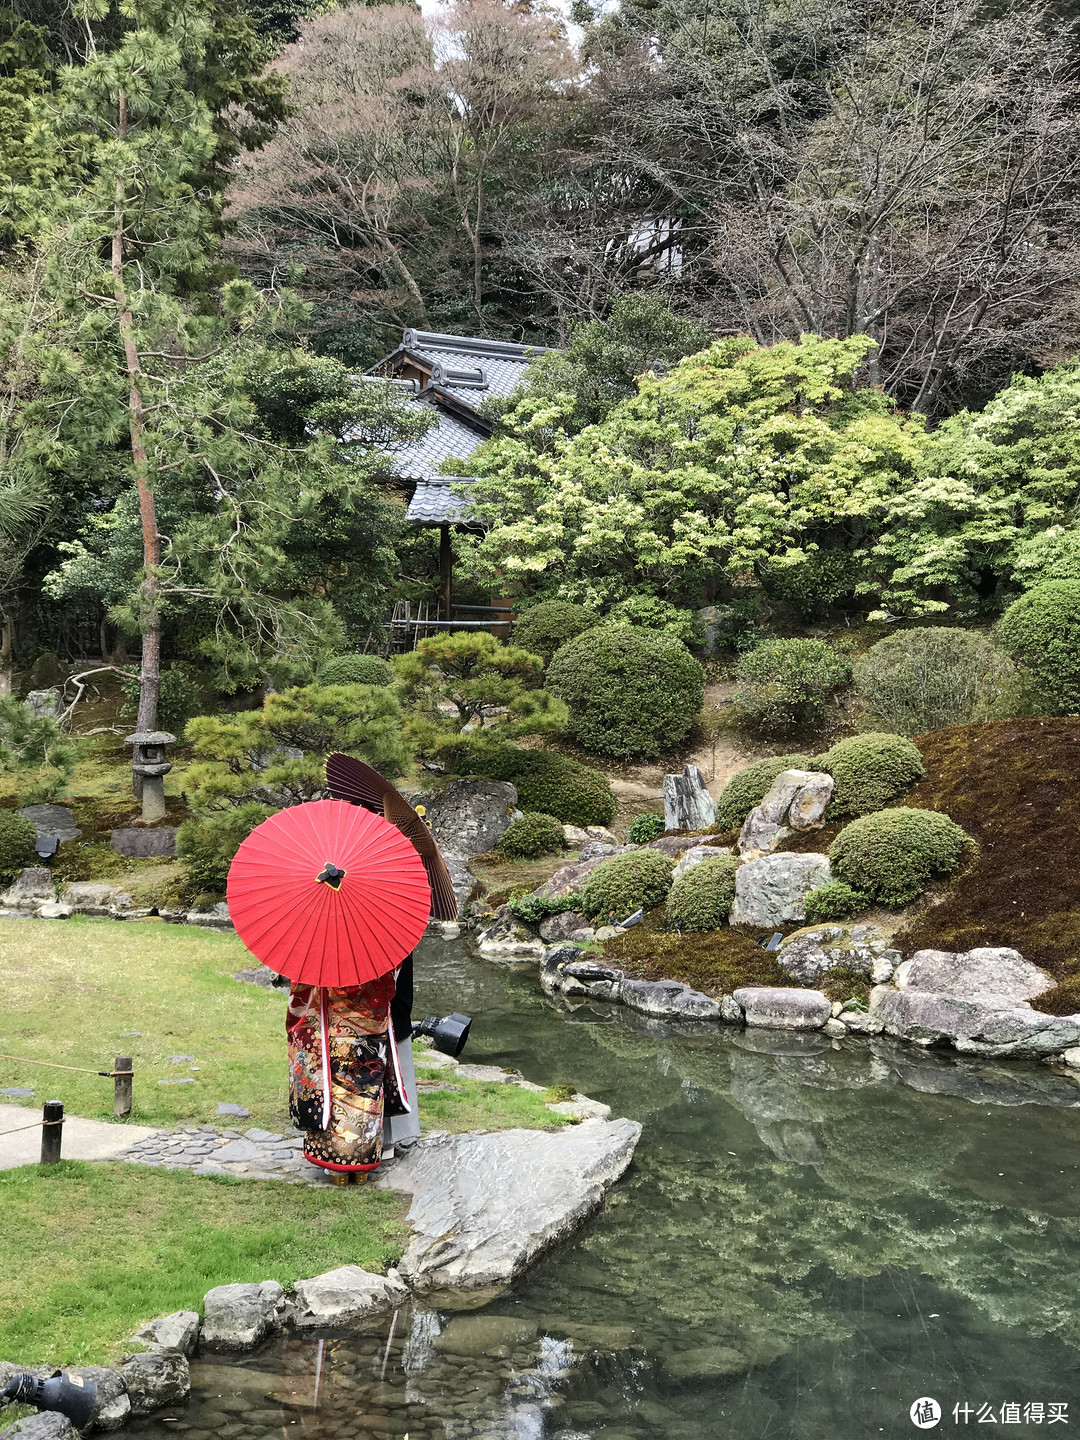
[0,916,569,1131]
[600,911,790,997]
[0,1161,406,1366]
[895,718,1080,1014]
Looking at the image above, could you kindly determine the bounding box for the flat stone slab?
[18,804,80,843]
[378,1118,642,1289]
[111,827,178,858]
[290,1265,408,1328]
[0,1101,158,1170]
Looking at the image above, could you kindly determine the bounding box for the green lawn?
[0,916,565,1132]
[0,1161,406,1366]
[0,915,572,1368]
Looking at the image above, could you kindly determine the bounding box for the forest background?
[4,0,1080,735]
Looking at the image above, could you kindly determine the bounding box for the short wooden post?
[40,1100,63,1164]
[114,1056,132,1118]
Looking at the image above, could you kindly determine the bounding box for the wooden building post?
[439,523,452,621]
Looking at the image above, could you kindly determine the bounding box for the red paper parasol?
[226,799,431,986]
[325,752,459,922]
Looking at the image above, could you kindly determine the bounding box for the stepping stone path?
[115,1125,339,1185]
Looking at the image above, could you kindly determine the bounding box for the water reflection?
[126,934,1080,1440]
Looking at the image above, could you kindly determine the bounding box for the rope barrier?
[0,1053,131,1078]
[0,1120,51,1137]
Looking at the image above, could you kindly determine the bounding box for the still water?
[127,934,1080,1439]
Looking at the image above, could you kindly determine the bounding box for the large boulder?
[871,988,1080,1058]
[738,770,833,858]
[1,867,54,909]
[439,849,480,919]
[61,881,133,917]
[420,779,518,857]
[474,906,545,960]
[778,924,901,986]
[0,1416,73,1440]
[731,987,831,1031]
[534,852,625,900]
[663,765,716,832]
[117,1352,190,1416]
[70,1367,130,1432]
[894,947,1054,1003]
[729,853,831,928]
[130,1310,199,1358]
[24,688,60,721]
[537,910,594,943]
[672,844,728,880]
[382,1120,642,1289]
[200,1280,286,1350]
[290,1266,408,1328]
[618,977,723,1022]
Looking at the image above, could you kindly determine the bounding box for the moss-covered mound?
[601,910,790,997]
[896,719,1080,1013]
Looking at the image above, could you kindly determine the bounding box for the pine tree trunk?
[112,88,160,736]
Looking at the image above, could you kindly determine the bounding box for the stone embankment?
[540,931,1080,1064]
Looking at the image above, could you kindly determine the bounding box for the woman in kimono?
[288,754,458,1183]
[286,970,411,1181]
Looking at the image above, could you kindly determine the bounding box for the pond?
[127,933,1080,1439]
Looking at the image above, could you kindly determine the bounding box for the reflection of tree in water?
[568,1033,1080,1355]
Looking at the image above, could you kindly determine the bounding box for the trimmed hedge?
[665,855,739,932]
[496,811,565,859]
[734,637,852,736]
[820,732,925,819]
[829,807,972,907]
[999,581,1080,715]
[474,747,616,826]
[319,654,394,687]
[802,880,868,922]
[853,627,1014,736]
[546,627,705,759]
[580,848,674,921]
[626,812,666,844]
[715,754,813,831]
[0,809,38,883]
[512,601,600,666]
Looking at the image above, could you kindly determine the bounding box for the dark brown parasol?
[325,753,459,922]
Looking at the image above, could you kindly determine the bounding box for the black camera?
[2,1370,98,1429]
[413,1011,472,1058]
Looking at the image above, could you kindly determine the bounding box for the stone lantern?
[125,731,176,823]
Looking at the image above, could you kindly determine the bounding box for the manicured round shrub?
[496,811,565,859]
[546,628,705,759]
[665,855,739,932]
[319,654,394,687]
[580,848,674,921]
[474,747,616,826]
[854,627,1015,736]
[734,638,852,736]
[0,809,38,882]
[512,601,600,666]
[820,732,925,819]
[802,880,868,922]
[627,812,666,844]
[998,581,1080,714]
[829,807,972,907]
[176,804,270,897]
[715,753,813,831]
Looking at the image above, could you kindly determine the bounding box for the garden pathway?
[0,1100,158,1169]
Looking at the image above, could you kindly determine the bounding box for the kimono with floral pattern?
[286,974,409,1172]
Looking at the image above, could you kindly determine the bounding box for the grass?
[0,916,568,1132]
[0,1161,406,1366]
